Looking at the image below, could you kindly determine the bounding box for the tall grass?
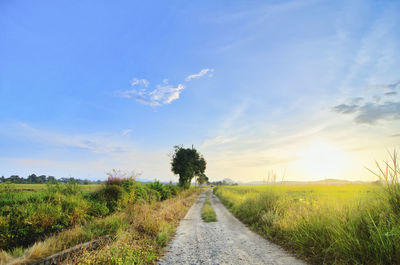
[0,179,185,256]
[215,152,400,264]
[0,184,200,265]
[70,188,201,265]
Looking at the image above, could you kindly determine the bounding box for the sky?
[1,0,400,182]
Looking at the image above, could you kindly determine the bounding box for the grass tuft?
[201,191,217,222]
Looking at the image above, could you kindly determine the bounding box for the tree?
[47,176,57,184]
[197,173,209,185]
[38,175,47,183]
[9,175,22,183]
[171,145,206,189]
[27,174,38,183]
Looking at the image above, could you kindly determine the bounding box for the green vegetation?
[215,162,400,265]
[0,186,201,265]
[171,145,206,188]
[3,183,101,192]
[0,178,184,252]
[197,174,209,185]
[0,174,101,185]
[201,191,217,222]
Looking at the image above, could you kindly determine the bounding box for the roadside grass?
[70,188,201,264]
[0,187,201,265]
[214,153,400,265]
[201,191,217,222]
[0,178,199,264]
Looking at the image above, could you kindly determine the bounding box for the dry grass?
[73,188,201,264]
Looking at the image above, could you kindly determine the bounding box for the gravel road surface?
[158,191,307,265]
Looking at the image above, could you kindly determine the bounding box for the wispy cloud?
[121,129,132,136]
[15,123,132,154]
[367,81,400,90]
[118,79,185,106]
[355,102,400,124]
[385,91,397,97]
[333,104,359,114]
[185,68,214,82]
[131,78,149,87]
[333,81,400,124]
[119,68,214,106]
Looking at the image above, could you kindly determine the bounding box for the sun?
[296,140,348,180]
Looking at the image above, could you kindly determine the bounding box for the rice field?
[215,183,400,265]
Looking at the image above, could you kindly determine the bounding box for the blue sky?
[1,0,400,182]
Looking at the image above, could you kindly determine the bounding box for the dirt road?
[158,191,306,265]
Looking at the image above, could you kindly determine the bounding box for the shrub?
[148,181,171,200]
[88,201,109,217]
[95,184,125,212]
[165,184,180,196]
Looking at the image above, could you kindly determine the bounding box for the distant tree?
[197,174,209,185]
[47,176,57,184]
[59,178,69,183]
[27,174,38,183]
[171,145,206,189]
[9,175,22,183]
[38,175,47,183]
[68,177,77,184]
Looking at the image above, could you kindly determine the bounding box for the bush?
[148,181,171,201]
[94,184,125,212]
[165,184,180,196]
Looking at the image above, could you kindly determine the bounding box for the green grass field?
[215,183,400,265]
[6,183,101,192]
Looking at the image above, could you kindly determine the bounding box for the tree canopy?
[171,145,206,188]
[197,173,209,185]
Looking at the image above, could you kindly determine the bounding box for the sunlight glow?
[296,141,349,180]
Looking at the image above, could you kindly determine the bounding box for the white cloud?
[130,83,186,106]
[121,129,133,136]
[185,68,214,82]
[131,78,149,87]
[119,68,213,106]
[117,80,186,106]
